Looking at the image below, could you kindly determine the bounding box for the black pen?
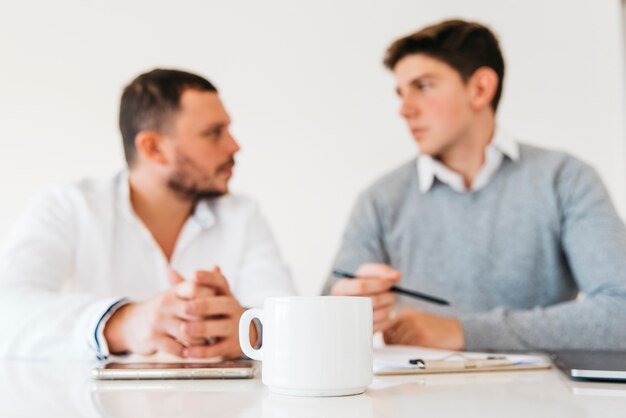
[332,269,450,306]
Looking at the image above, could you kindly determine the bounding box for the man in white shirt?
[0,69,295,360]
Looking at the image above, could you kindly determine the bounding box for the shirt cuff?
[94,298,130,360]
[458,307,525,351]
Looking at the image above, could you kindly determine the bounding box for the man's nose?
[399,96,419,119]
[225,130,241,155]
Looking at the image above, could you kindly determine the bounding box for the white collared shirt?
[0,171,295,359]
[417,127,520,193]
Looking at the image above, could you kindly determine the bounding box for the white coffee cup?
[239,296,373,397]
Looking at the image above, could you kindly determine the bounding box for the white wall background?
[0,0,624,296]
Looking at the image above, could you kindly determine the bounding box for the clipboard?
[373,346,551,376]
[375,361,551,376]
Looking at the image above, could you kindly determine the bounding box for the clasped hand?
[104,267,253,359]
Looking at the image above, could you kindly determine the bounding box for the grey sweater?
[323,144,626,351]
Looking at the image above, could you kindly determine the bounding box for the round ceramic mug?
[239,296,373,397]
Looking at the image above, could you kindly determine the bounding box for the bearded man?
[0,69,295,360]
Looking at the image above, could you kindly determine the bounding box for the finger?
[154,334,186,357]
[194,268,232,296]
[383,329,408,345]
[174,281,217,300]
[183,339,239,359]
[392,324,413,345]
[389,313,417,344]
[377,314,396,331]
[355,263,402,281]
[371,292,396,310]
[158,293,197,320]
[156,316,205,346]
[374,317,393,333]
[181,318,235,340]
[373,305,393,323]
[156,315,185,339]
[382,326,397,344]
[330,278,395,296]
[184,296,239,317]
[213,266,233,296]
[381,316,401,341]
[168,269,186,286]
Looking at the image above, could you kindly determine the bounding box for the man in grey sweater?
[323,19,626,352]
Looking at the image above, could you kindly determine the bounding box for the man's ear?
[134,131,168,164]
[468,67,499,112]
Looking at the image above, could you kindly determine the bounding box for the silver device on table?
[91,360,256,380]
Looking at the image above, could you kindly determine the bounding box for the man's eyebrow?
[201,121,230,131]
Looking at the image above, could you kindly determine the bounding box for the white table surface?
[1,359,626,418]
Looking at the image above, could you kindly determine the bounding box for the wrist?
[103,303,135,354]
[448,318,465,350]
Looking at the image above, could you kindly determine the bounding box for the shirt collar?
[116,170,135,222]
[116,170,216,230]
[416,126,519,193]
[192,200,216,229]
[492,127,519,162]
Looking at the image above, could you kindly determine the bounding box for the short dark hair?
[384,19,505,111]
[119,69,218,166]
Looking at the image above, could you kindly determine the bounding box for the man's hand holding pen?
[330,262,465,350]
[330,263,401,332]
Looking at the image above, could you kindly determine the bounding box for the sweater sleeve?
[0,187,124,359]
[460,158,626,351]
[321,191,389,295]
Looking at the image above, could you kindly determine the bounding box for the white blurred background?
[0,0,624,296]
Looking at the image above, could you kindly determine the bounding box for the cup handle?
[239,308,264,360]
